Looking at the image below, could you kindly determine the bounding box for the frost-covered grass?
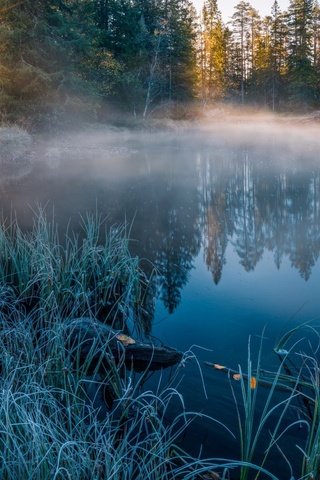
[226,327,320,480]
[0,304,201,480]
[0,310,284,480]
[0,209,143,324]
[0,213,205,479]
[272,326,320,480]
[0,212,229,480]
[1,211,319,479]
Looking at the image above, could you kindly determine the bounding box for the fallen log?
[64,317,183,372]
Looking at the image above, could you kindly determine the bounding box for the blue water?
[153,244,320,469]
[3,123,320,477]
[155,247,320,356]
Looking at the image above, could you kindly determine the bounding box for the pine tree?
[313,0,320,100]
[247,1,289,108]
[269,1,289,109]
[0,0,93,123]
[287,0,316,106]
[161,0,198,102]
[88,0,197,116]
[248,15,272,105]
[230,1,255,103]
[200,0,227,101]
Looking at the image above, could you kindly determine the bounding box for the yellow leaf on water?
[233,373,241,381]
[250,377,257,389]
[116,334,136,346]
[213,364,226,370]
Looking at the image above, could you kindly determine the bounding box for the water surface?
[2,119,320,475]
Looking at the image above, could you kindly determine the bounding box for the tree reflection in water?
[130,144,320,332]
[200,152,320,284]
[1,136,320,331]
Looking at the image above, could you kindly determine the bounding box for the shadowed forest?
[0,0,320,126]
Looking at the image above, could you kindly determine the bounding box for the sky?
[192,0,289,20]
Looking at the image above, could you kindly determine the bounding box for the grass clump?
[0,211,233,480]
[0,209,143,324]
[230,336,300,480]
[214,327,320,480]
[0,307,189,480]
[273,325,320,480]
[3,210,319,480]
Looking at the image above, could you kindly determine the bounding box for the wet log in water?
[65,317,183,372]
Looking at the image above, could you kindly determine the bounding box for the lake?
[2,117,320,477]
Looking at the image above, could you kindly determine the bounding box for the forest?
[0,0,319,126]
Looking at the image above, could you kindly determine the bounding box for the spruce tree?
[0,0,93,124]
[269,1,288,109]
[313,0,320,100]
[200,0,227,101]
[287,0,317,106]
[230,1,255,103]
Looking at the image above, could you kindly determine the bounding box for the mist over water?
[2,115,320,327]
[2,115,320,475]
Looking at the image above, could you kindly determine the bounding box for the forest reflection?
[200,154,320,284]
[127,146,320,326]
[2,135,320,329]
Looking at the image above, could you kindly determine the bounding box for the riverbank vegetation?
[0,212,320,479]
[0,210,280,480]
[0,211,212,479]
[0,210,144,321]
[0,0,319,127]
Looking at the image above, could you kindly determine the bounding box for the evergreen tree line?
[200,0,320,108]
[0,0,319,124]
[0,0,197,124]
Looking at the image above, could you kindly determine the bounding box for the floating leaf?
[233,373,241,381]
[213,364,226,370]
[116,334,136,346]
[250,377,257,389]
